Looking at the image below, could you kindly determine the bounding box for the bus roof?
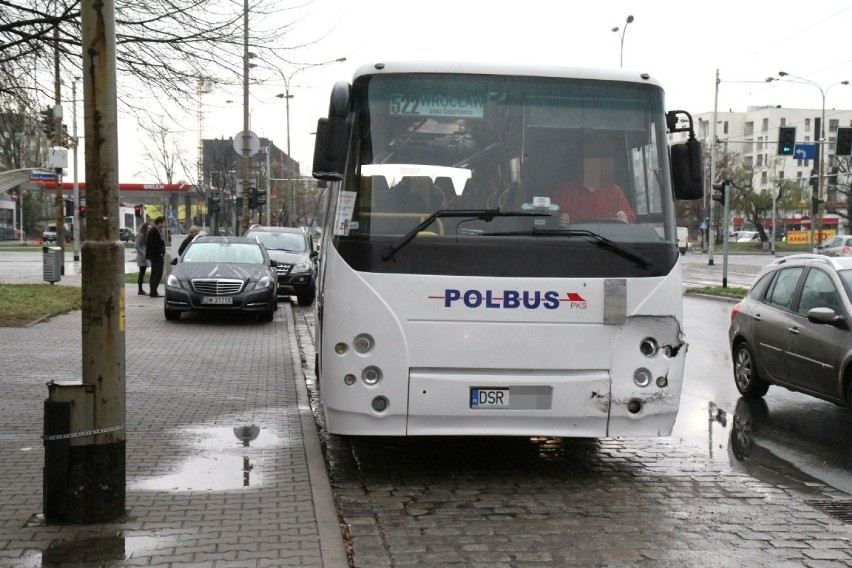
[352,61,664,88]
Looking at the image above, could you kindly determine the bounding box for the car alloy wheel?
[733,342,769,397]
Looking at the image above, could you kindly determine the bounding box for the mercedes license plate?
[470,388,510,409]
[202,296,233,305]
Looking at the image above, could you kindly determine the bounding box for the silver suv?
[728,254,852,415]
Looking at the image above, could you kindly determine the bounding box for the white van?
[677,227,688,255]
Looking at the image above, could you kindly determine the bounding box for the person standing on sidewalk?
[134,222,151,295]
[146,217,166,298]
[178,225,200,257]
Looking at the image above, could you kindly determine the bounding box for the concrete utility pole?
[43,0,126,524]
[239,0,250,236]
[53,25,65,274]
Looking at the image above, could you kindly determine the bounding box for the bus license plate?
[202,296,233,305]
[470,388,510,409]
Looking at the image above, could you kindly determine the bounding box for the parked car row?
[160,226,320,323]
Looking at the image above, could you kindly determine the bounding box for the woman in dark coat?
[134,223,150,295]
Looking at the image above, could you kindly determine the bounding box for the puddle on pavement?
[672,395,849,495]
[18,532,179,566]
[132,424,286,491]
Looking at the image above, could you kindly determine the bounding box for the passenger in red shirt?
[551,157,636,225]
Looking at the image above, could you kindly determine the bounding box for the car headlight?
[254,275,272,290]
[291,262,312,274]
[166,274,180,288]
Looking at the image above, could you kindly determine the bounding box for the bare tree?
[137,117,190,185]
[0,0,324,131]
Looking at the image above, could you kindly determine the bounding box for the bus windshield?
[332,73,677,278]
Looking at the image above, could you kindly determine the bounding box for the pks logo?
[429,289,587,310]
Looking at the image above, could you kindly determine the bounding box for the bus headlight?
[353,333,375,354]
[335,342,348,354]
[344,374,356,385]
[633,368,652,387]
[639,337,659,357]
[362,366,382,385]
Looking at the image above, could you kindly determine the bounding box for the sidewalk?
[0,277,348,567]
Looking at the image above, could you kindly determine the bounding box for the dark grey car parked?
[164,236,278,322]
[728,254,852,414]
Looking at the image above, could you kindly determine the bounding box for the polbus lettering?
[443,288,562,309]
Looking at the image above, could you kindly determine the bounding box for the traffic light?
[777,126,796,156]
[711,181,726,204]
[248,188,258,210]
[134,204,142,218]
[255,190,267,206]
[208,191,220,213]
[812,194,825,215]
[836,127,852,156]
[40,106,54,139]
[79,205,86,218]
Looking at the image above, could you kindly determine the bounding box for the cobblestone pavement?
[292,305,852,568]
[0,283,347,567]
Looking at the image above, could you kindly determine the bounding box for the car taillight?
[843,246,851,256]
[731,302,741,322]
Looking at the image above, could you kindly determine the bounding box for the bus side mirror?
[312,118,347,181]
[312,82,351,181]
[671,138,703,200]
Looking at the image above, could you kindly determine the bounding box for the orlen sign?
[41,182,192,192]
[430,289,587,310]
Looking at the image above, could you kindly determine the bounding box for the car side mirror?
[807,307,847,329]
[170,258,178,266]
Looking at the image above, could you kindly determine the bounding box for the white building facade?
[695,105,852,200]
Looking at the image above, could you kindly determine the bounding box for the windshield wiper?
[380,209,550,261]
[481,228,652,268]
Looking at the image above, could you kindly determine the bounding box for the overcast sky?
[115,1,852,184]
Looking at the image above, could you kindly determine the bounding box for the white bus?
[311,61,704,437]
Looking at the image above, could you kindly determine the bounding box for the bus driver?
[551,156,636,226]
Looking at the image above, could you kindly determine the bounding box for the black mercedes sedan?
[163,236,278,322]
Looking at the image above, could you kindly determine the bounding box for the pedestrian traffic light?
[812,194,825,215]
[711,181,726,204]
[777,126,796,156]
[248,187,258,210]
[79,205,86,218]
[134,204,142,218]
[836,127,852,156]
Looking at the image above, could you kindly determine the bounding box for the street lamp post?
[611,15,634,68]
[277,57,345,227]
[774,71,849,249]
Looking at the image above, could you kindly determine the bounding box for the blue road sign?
[794,144,815,160]
[29,172,56,181]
